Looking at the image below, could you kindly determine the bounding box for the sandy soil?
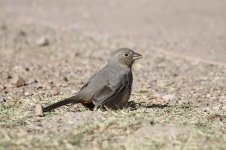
[0,0,226,149]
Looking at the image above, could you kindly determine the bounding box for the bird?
[42,48,142,112]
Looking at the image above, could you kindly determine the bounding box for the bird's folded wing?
[92,73,128,106]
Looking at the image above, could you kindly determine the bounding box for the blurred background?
[1,0,226,64]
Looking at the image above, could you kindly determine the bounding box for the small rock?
[213,106,220,111]
[162,94,175,101]
[18,30,27,37]
[25,67,30,72]
[206,94,211,98]
[219,102,226,112]
[222,105,226,112]
[63,77,68,82]
[71,90,78,94]
[36,83,44,90]
[4,83,13,88]
[178,99,189,105]
[11,76,25,87]
[36,37,49,47]
[24,92,30,96]
[0,95,4,102]
[74,52,81,57]
[7,75,12,79]
[35,104,44,117]
[138,88,148,93]
[49,90,59,96]
[0,84,4,91]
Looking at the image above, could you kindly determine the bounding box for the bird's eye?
[123,53,129,57]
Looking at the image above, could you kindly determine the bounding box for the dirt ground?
[1,0,226,64]
[0,0,226,150]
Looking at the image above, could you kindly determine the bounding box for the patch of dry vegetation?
[0,94,226,150]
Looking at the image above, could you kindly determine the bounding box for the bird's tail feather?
[43,95,83,112]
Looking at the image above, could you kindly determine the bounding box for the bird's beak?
[132,52,142,60]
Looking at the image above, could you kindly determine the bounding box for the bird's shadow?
[128,101,192,111]
[127,101,172,111]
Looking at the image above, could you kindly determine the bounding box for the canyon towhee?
[42,48,142,112]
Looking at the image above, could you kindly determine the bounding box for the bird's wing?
[79,70,100,91]
[92,73,129,106]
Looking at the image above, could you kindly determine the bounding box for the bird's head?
[109,48,142,68]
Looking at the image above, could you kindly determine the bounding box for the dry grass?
[0,95,226,150]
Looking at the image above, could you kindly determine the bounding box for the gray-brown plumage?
[43,48,142,112]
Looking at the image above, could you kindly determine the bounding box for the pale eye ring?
[123,53,129,57]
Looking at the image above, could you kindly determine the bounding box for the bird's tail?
[43,95,83,112]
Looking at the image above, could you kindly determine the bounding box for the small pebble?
[0,95,4,102]
[11,76,25,87]
[36,37,49,47]
[35,104,44,117]
[0,84,4,90]
[24,92,30,96]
